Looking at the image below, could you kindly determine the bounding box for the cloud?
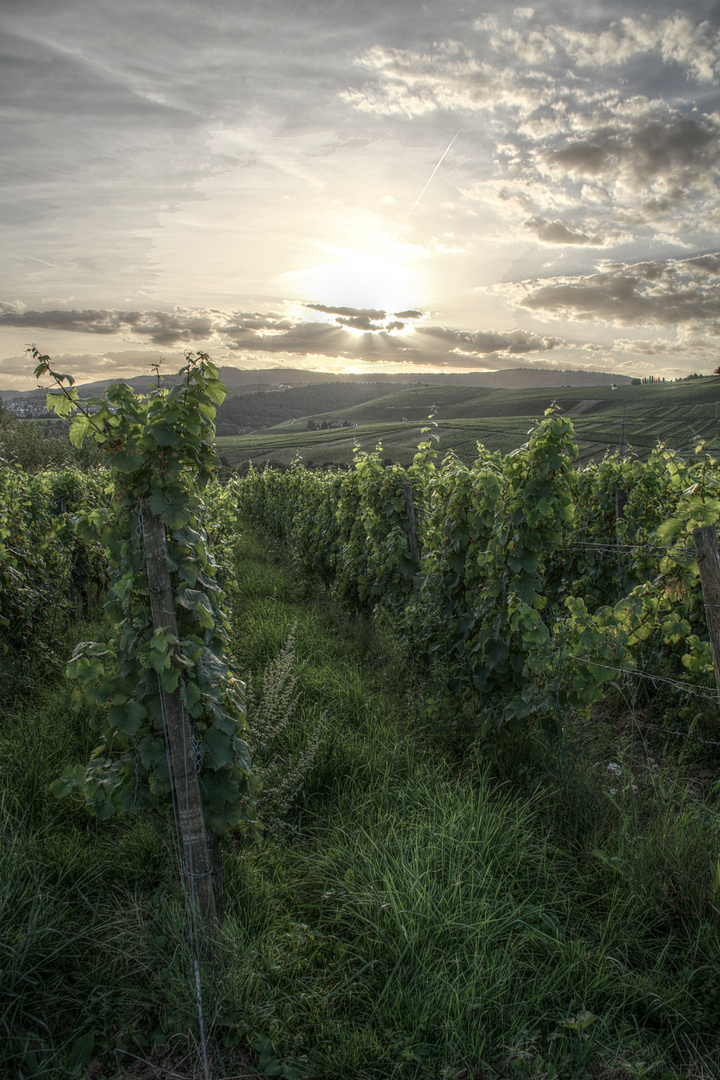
[342,18,720,251]
[335,315,387,331]
[482,15,720,82]
[417,325,564,354]
[461,99,720,246]
[523,217,606,245]
[551,16,720,82]
[303,303,423,333]
[219,312,294,335]
[0,300,571,375]
[506,254,720,329]
[487,28,558,65]
[305,303,388,319]
[0,307,216,345]
[340,41,541,118]
[542,110,720,197]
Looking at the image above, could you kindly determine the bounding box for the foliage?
[237,412,720,742]
[0,397,103,472]
[27,347,255,835]
[0,465,109,694]
[2,500,719,1079]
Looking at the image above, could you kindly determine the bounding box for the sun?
[290,250,422,314]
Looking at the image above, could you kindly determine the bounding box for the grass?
[0,687,194,1077]
[1,526,719,1078]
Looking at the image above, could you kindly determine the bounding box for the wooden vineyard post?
[403,480,420,566]
[693,525,720,710]
[141,499,218,944]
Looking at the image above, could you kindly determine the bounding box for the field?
[3,365,720,1080]
[216,377,720,469]
[4,515,720,1080]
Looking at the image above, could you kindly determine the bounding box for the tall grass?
[0,685,203,1077]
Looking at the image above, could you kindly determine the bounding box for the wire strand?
[564,654,719,703]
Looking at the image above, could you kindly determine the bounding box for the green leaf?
[111,450,145,473]
[69,414,93,447]
[485,641,509,670]
[86,787,115,820]
[138,734,166,771]
[150,423,181,447]
[202,727,235,769]
[160,666,180,692]
[198,646,227,686]
[108,699,147,736]
[66,1032,95,1071]
[51,764,86,799]
[148,490,191,529]
[203,379,226,405]
[47,391,75,418]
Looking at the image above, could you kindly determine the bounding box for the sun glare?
[291,251,421,313]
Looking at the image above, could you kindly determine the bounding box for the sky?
[2,0,720,390]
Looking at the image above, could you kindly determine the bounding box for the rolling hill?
[215,376,720,470]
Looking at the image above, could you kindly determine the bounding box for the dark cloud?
[417,325,564,354]
[303,303,422,334]
[0,308,215,345]
[305,303,387,319]
[0,298,572,380]
[219,310,566,366]
[335,315,387,331]
[225,320,347,355]
[220,312,293,334]
[510,254,720,328]
[544,112,720,195]
[523,217,605,245]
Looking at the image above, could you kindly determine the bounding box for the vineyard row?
[3,408,720,743]
[234,412,720,739]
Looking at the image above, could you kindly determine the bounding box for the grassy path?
[1,523,719,1079]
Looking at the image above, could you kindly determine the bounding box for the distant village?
[3,398,52,418]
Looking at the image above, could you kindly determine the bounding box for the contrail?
[385,130,460,251]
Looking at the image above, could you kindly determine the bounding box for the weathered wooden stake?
[141,500,218,943]
[615,487,626,575]
[403,480,420,566]
[692,524,720,710]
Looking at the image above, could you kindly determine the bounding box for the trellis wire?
[136,487,210,1080]
[561,541,695,560]
[564,653,719,704]
[625,718,720,749]
[136,503,212,1077]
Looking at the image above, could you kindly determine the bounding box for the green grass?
[2,527,720,1078]
[0,683,199,1078]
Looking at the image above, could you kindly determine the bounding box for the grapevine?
[237,412,720,741]
[25,347,255,834]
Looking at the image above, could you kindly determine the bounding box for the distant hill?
[215,382,422,436]
[0,365,634,404]
[214,374,720,471]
